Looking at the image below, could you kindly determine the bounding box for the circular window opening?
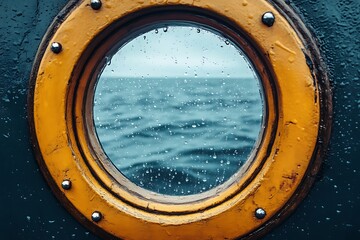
[93,23,265,196]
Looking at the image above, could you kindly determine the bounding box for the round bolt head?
[61,180,72,190]
[255,208,266,219]
[91,211,102,222]
[50,42,62,54]
[90,0,102,10]
[262,12,275,27]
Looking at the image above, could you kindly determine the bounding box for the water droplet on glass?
[93,23,263,196]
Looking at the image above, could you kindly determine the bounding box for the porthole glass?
[93,24,264,195]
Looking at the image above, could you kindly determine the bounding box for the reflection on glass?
[93,24,263,196]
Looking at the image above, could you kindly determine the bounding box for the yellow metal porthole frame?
[28,0,332,239]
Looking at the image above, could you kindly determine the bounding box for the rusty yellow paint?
[32,0,321,239]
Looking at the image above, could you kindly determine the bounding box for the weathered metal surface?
[29,0,326,238]
[0,1,101,239]
[264,1,360,239]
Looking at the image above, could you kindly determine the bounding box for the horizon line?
[99,76,257,80]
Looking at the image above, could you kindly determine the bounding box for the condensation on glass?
[93,23,264,196]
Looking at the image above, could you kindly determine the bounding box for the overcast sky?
[101,25,256,79]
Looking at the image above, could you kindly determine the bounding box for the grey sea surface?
[94,77,263,195]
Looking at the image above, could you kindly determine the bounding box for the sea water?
[94,77,263,195]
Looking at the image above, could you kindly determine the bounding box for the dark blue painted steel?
[0,0,100,239]
[264,1,360,239]
[0,0,358,239]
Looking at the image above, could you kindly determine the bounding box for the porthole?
[29,0,331,239]
[92,23,265,196]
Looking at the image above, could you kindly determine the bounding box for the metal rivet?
[51,42,62,54]
[255,208,266,219]
[91,211,102,222]
[61,180,72,190]
[90,0,102,10]
[262,12,275,27]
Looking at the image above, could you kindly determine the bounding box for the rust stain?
[279,171,299,192]
[282,171,298,184]
[45,142,64,155]
[285,120,297,126]
[268,186,277,199]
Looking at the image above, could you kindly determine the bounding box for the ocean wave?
[94,77,263,195]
